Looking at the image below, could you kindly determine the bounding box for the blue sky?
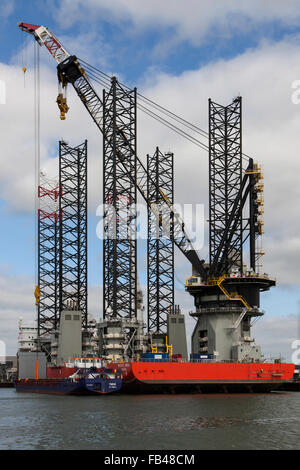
[1,0,300,356]
[2,0,300,80]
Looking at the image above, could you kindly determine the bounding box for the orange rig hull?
[108,361,295,393]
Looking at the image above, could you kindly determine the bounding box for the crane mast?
[18,22,206,279]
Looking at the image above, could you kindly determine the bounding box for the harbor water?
[0,388,299,450]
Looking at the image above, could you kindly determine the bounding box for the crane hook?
[56,93,69,120]
[22,66,27,88]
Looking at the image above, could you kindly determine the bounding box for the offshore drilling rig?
[186,98,274,362]
[19,23,275,367]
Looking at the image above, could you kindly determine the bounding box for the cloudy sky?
[0,0,300,361]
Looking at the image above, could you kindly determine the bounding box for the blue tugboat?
[70,367,123,394]
[15,367,122,395]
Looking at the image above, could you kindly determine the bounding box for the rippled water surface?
[0,389,299,449]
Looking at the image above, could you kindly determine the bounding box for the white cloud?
[134,37,300,284]
[2,29,300,287]
[252,314,300,362]
[55,0,300,47]
[0,0,15,18]
[0,267,103,355]
[0,268,35,355]
[0,59,103,213]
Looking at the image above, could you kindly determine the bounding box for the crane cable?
[21,32,27,87]
[79,65,209,151]
[79,59,209,138]
[79,60,209,151]
[34,40,41,308]
[79,59,251,162]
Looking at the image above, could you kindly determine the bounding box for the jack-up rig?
[187,98,275,363]
[17,22,294,392]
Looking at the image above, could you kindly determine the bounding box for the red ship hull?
[46,366,102,378]
[46,365,76,378]
[109,361,295,393]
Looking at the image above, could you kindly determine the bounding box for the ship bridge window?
[65,314,72,320]
[199,330,208,338]
[73,315,80,321]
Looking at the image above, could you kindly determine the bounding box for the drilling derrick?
[37,173,59,339]
[209,97,243,276]
[58,140,88,327]
[147,148,174,350]
[99,77,145,361]
[187,97,275,362]
[103,77,137,320]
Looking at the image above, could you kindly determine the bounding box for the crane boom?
[18,23,70,64]
[19,22,206,278]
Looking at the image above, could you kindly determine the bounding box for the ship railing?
[145,360,175,363]
[134,358,217,363]
[124,358,286,365]
[189,359,215,363]
[190,305,245,315]
[133,358,246,364]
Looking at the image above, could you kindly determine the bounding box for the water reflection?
[0,390,299,450]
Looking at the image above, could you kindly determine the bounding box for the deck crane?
[18,22,206,280]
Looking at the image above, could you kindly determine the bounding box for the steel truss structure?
[209,97,244,276]
[103,77,137,319]
[59,140,88,328]
[38,173,59,336]
[209,97,263,276]
[147,148,174,333]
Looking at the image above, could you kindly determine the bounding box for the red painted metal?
[18,22,69,63]
[42,35,65,61]
[46,365,76,378]
[109,361,295,385]
[46,361,295,393]
[38,186,59,200]
[18,22,41,33]
[38,209,59,222]
[46,365,102,378]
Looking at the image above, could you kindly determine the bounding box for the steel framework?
[19,23,210,278]
[208,97,264,276]
[247,158,265,273]
[37,173,59,336]
[59,140,88,327]
[103,77,137,319]
[147,148,174,333]
[209,97,244,276]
